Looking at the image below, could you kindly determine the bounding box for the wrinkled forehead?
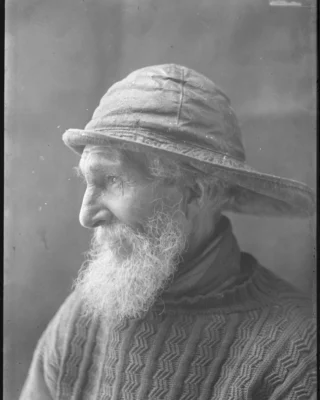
[79,145,150,176]
[82,145,120,158]
[79,145,121,168]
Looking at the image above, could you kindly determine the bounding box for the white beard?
[73,207,187,323]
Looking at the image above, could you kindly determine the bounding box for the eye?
[106,176,122,187]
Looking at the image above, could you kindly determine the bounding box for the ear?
[184,179,207,219]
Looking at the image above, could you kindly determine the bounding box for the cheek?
[157,185,185,213]
[106,188,156,226]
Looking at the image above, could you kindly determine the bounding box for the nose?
[79,188,113,229]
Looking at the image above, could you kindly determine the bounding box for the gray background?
[5,0,316,398]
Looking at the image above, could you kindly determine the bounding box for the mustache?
[93,220,148,243]
[93,214,183,248]
[92,197,186,246]
[92,223,141,250]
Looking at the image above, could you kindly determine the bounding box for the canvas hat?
[63,64,315,217]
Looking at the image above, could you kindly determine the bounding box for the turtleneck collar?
[163,216,242,301]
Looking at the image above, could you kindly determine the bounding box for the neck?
[182,213,222,263]
[164,215,241,300]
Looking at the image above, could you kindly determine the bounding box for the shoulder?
[242,252,314,315]
[259,265,313,318]
[240,253,315,355]
[48,289,87,330]
[28,289,95,378]
[20,291,92,399]
[41,289,92,358]
[259,309,316,399]
[246,261,316,398]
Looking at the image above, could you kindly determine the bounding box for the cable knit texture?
[20,219,316,400]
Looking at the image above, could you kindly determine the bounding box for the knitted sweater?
[20,223,316,400]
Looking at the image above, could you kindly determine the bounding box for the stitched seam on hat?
[176,68,185,126]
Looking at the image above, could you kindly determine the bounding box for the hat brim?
[62,128,315,218]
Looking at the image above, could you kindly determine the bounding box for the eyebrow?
[73,161,124,180]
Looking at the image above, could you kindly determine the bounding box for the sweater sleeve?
[19,291,80,400]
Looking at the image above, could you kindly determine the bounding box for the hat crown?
[85,64,246,162]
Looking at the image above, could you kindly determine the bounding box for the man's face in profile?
[73,145,188,322]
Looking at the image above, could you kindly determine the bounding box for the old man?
[20,64,316,399]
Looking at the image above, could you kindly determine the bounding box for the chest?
[57,313,271,400]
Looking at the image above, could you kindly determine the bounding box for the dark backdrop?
[5,0,316,398]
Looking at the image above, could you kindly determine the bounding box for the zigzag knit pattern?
[20,263,316,400]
